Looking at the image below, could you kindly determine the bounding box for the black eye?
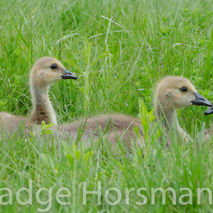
[180,86,187,92]
[50,64,58,69]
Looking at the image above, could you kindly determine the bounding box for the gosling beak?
[205,107,213,115]
[191,92,212,107]
[62,69,78,80]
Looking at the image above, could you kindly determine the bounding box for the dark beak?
[61,69,78,80]
[191,92,212,107]
[205,107,213,115]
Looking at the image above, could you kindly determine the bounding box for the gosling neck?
[155,101,191,142]
[155,102,176,129]
[30,84,57,125]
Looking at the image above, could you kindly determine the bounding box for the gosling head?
[155,76,211,110]
[30,57,77,88]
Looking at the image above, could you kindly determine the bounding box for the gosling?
[204,106,213,139]
[0,57,77,135]
[57,76,211,148]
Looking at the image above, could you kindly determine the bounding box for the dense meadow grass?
[0,0,213,212]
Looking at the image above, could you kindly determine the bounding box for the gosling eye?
[50,64,58,69]
[180,86,188,92]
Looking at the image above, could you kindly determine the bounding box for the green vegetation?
[0,0,213,212]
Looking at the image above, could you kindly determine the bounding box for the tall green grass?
[0,0,213,212]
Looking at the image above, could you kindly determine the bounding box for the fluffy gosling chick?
[0,57,77,137]
[57,76,211,148]
[29,57,77,125]
[154,76,211,143]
